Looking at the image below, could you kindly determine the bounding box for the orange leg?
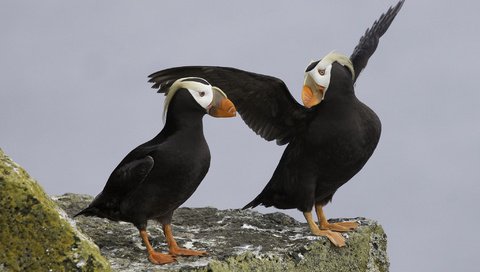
[315,203,358,232]
[139,230,176,265]
[163,224,207,256]
[303,211,345,247]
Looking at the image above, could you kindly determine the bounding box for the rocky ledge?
[56,194,389,272]
[0,148,389,272]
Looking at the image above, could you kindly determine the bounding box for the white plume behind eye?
[163,77,214,121]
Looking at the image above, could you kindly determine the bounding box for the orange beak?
[302,85,324,108]
[208,97,236,118]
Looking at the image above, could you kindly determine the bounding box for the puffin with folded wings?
[148,0,404,247]
[75,78,236,264]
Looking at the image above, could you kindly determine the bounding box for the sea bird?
[75,77,236,264]
[147,0,404,247]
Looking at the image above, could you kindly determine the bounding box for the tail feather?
[73,206,98,218]
[74,204,122,222]
[242,195,263,210]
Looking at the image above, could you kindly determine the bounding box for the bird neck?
[160,109,206,139]
[322,81,355,103]
[164,112,205,131]
[155,89,207,139]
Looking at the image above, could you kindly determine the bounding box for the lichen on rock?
[0,149,110,271]
[0,146,389,271]
[57,194,389,272]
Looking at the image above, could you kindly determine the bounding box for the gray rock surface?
[56,193,389,272]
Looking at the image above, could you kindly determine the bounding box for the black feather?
[350,0,405,82]
[148,66,309,145]
[76,88,213,230]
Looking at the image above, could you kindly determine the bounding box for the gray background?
[1,1,478,271]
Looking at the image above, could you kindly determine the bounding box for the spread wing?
[350,0,405,83]
[148,66,309,145]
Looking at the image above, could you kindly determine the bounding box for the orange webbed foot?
[304,211,346,247]
[140,229,176,265]
[320,220,359,232]
[147,251,176,265]
[315,204,359,232]
[170,246,207,257]
[310,228,346,247]
[162,224,207,257]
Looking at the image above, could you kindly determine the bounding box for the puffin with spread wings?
[148,0,404,247]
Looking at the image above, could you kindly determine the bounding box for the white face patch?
[163,77,216,121]
[187,84,214,110]
[302,52,355,106]
[307,61,333,90]
[304,51,355,96]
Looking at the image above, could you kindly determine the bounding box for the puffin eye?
[318,69,326,76]
[199,91,205,97]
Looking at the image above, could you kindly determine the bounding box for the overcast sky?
[1,1,479,271]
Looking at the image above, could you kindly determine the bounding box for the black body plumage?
[147,1,403,213]
[76,89,210,229]
[244,62,381,211]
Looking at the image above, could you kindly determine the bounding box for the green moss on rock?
[0,148,110,271]
[203,222,388,272]
[205,251,295,272]
[58,194,389,272]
